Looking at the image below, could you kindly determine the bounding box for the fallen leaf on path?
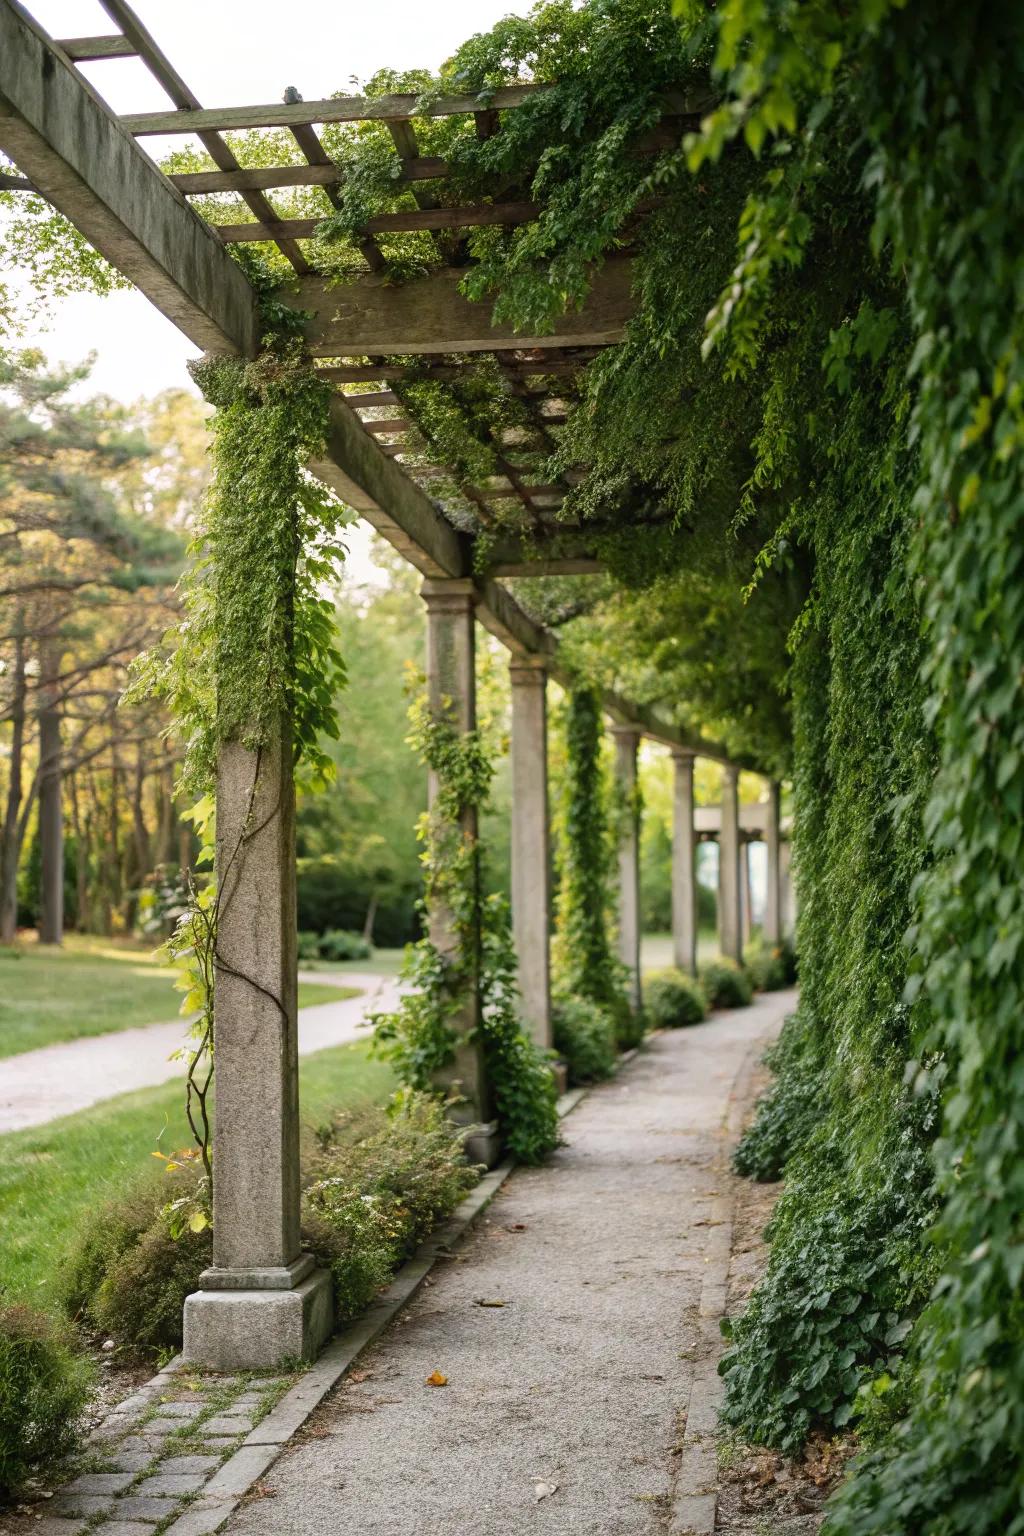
[425,1370,448,1387]
[534,1480,559,1502]
[475,1298,507,1308]
[505,1223,528,1231]
[349,1369,371,1383]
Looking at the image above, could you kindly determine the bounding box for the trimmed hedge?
[700,957,754,1009]
[644,968,708,1028]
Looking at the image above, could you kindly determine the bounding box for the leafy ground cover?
[0,1041,396,1307]
[0,935,359,1058]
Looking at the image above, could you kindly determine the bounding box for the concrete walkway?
[0,971,399,1134]
[221,988,794,1536]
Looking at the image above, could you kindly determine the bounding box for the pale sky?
[9,0,533,399]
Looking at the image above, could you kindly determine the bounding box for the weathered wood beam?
[213,202,540,243]
[315,359,590,382]
[57,33,136,60]
[121,85,549,136]
[309,396,469,579]
[0,0,259,355]
[293,261,632,356]
[120,85,715,139]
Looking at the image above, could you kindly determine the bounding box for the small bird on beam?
[283,86,303,104]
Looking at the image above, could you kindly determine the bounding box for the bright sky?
[10,0,532,399]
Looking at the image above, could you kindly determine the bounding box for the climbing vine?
[129,328,349,1179]
[551,686,636,1044]
[373,685,559,1165]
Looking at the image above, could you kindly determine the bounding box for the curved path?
[0,971,400,1135]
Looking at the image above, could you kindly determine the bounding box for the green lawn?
[0,936,360,1059]
[301,945,407,977]
[0,1040,397,1307]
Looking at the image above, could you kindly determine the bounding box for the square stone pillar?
[509,656,552,1050]
[611,726,643,1012]
[421,579,496,1162]
[763,779,782,944]
[183,721,332,1370]
[717,763,743,964]
[741,837,754,946]
[671,749,698,975]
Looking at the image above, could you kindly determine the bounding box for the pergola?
[0,0,789,1368]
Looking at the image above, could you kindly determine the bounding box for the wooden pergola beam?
[213,202,540,242]
[120,85,550,136]
[0,0,258,355]
[292,262,633,356]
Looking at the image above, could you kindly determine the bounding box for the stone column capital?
[722,761,740,784]
[509,654,549,685]
[609,722,643,744]
[420,577,477,613]
[670,745,696,764]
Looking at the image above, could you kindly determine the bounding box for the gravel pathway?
[220,989,794,1536]
[0,971,399,1134]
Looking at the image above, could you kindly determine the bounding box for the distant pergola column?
[421,578,498,1165]
[763,779,782,944]
[717,764,743,963]
[183,720,332,1370]
[509,655,552,1051]
[611,726,643,1012]
[670,748,698,975]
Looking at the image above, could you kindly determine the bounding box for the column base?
[183,1267,333,1371]
[464,1119,502,1168]
[551,1061,569,1096]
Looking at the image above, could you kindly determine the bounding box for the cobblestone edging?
[14,1088,590,1536]
[667,1023,780,1536]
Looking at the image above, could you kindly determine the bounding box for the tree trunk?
[0,629,27,945]
[362,891,378,946]
[69,769,90,934]
[38,640,64,945]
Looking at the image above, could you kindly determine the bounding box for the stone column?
[612,726,643,1011]
[763,779,782,944]
[717,764,743,963]
[509,656,552,1050]
[671,748,697,975]
[780,837,796,937]
[183,720,332,1370]
[741,838,754,946]
[421,579,497,1164]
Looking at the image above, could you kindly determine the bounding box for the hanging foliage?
[373,685,559,1165]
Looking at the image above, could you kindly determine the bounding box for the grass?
[0,1040,397,1307]
[0,935,361,1059]
[302,945,407,977]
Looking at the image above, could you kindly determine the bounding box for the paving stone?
[150,1401,204,1419]
[198,1436,241,1449]
[108,1451,160,1474]
[49,1493,114,1519]
[62,1471,135,1495]
[103,1525,165,1536]
[158,1455,223,1476]
[113,1495,182,1521]
[143,1417,188,1434]
[115,1436,168,1457]
[134,1472,207,1496]
[200,1415,253,1435]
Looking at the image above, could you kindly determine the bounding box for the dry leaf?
[425,1370,448,1387]
[534,1480,559,1502]
[349,1369,371,1383]
[505,1222,527,1232]
[475,1298,507,1308]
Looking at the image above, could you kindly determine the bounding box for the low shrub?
[701,957,754,1009]
[317,928,372,963]
[0,1304,92,1495]
[552,996,618,1083]
[644,968,707,1028]
[611,991,647,1050]
[62,1093,478,1355]
[744,937,798,992]
[60,1168,211,1358]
